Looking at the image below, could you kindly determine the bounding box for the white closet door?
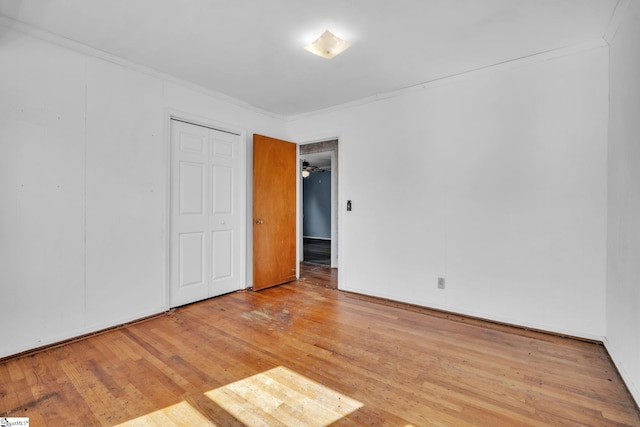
[170,120,242,307]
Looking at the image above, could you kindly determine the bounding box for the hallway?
[303,238,331,266]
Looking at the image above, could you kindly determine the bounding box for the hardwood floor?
[1,281,638,426]
[298,262,337,289]
[302,238,331,266]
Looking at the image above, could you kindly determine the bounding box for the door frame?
[162,109,247,310]
[297,136,341,275]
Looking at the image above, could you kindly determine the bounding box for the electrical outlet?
[438,277,445,289]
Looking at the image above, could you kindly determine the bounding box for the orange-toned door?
[252,134,297,290]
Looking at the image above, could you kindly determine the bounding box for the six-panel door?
[170,120,242,307]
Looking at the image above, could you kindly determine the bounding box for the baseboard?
[0,308,167,362]
[603,337,640,407]
[340,285,604,342]
[341,288,602,343]
[341,286,639,411]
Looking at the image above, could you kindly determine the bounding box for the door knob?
[255,219,264,225]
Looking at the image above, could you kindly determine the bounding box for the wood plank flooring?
[298,262,338,289]
[1,281,638,426]
[302,238,331,266]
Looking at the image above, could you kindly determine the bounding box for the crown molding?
[604,0,632,44]
[0,13,611,124]
[287,39,608,122]
[0,14,287,121]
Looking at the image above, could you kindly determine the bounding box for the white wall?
[0,23,285,358]
[287,45,609,339]
[0,28,87,352]
[606,0,640,404]
[303,171,332,239]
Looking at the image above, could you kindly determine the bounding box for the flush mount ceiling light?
[304,30,351,59]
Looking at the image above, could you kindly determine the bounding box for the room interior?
[1,0,639,424]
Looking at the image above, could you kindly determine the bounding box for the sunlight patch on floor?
[205,366,363,426]
[115,366,362,426]
[116,400,217,426]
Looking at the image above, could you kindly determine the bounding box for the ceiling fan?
[301,160,325,177]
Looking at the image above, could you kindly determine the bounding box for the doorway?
[299,140,338,288]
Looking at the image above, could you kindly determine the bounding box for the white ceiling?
[0,0,619,117]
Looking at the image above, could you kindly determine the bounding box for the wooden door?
[253,134,297,291]
[170,120,243,307]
